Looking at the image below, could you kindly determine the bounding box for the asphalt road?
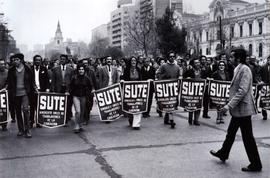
[0,104,269,178]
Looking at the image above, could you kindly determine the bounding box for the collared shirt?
[34,66,40,89]
[61,65,66,85]
[144,66,150,72]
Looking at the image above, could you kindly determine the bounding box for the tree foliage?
[104,47,124,59]
[156,7,187,57]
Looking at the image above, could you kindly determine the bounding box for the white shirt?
[34,67,40,90]
[107,66,112,86]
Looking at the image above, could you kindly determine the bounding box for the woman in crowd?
[211,60,230,124]
[122,56,142,130]
[70,64,92,133]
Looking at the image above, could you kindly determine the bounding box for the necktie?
[108,66,111,72]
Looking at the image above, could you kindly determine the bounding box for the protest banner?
[122,81,150,114]
[0,89,8,124]
[94,83,123,121]
[259,84,270,110]
[179,78,206,111]
[208,80,231,109]
[154,79,180,112]
[252,84,258,98]
[37,92,67,128]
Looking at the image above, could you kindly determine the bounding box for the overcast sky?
[0,0,265,50]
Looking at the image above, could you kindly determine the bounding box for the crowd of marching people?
[0,50,269,138]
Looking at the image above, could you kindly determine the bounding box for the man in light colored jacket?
[210,48,262,172]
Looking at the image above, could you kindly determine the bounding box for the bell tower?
[54,21,63,45]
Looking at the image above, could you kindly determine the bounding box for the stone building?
[183,0,270,60]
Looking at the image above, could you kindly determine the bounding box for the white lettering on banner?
[182,82,204,95]
[124,84,147,98]
[0,94,6,108]
[97,87,121,107]
[261,85,270,96]
[210,83,230,97]
[39,96,65,111]
[156,82,178,97]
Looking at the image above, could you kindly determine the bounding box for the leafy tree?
[156,7,187,57]
[104,47,124,59]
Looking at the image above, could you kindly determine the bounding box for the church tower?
[54,21,63,45]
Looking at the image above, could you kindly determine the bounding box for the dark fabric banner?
[94,83,123,121]
[37,92,67,128]
[0,90,8,124]
[154,79,180,112]
[259,84,270,110]
[179,78,206,111]
[122,81,150,114]
[208,80,230,109]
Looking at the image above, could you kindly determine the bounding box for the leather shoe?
[210,150,226,162]
[24,131,32,138]
[133,127,140,130]
[17,131,24,137]
[203,115,211,119]
[170,120,176,129]
[241,166,262,172]
[193,122,200,126]
[262,117,267,120]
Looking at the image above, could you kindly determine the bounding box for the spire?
[54,21,63,44]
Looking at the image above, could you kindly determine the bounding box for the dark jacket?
[141,65,155,91]
[211,71,230,81]
[7,64,36,99]
[183,68,208,79]
[122,67,142,81]
[31,65,50,92]
[260,64,270,83]
[70,75,92,97]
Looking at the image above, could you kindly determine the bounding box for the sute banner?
[259,84,270,110]
[208,80,230,109]
[252,84,258,98]
[154,79,179,112]
[179,78,206,111]
[122,81,150,114]
[94,83,123,121]
[0,90,8,124]
[37,92,67,128]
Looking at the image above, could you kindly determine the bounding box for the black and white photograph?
[0,0,269,177]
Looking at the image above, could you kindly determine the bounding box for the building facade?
[184,0,270,60]
[91,23,110,43]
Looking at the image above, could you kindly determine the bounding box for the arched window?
[249,44,252,55]
[259,43,263,57]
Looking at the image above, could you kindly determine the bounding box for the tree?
[104,47,124,59]
[124,10,156,57]
[89,37,110,57]
[156,7,187,57]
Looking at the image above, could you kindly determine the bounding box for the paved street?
[0,104,270,178]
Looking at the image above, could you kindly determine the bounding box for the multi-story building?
[91,23,110,43]
[110,0,138,49]
[140,0,183,19]
[184,0,270,60]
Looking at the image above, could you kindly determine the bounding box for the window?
[230,26,234,38]
[206,31,209,41]
[240,25,243,37]
[199,31,202,42]
[249,23,252,36]
[259,22,263,35]
[249,44,252,55]
[259,43,263,57]
[199,49,202,55]
[217,30,220,40]
[206,48,210,55]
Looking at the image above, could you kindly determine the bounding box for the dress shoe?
[143,114,148,118]
[188,117,192,125]
[36,124,42,128]
[73,129,80,134]
[210,150,226,162]
[262,117,267,120]
[241,165,262,172]
[203,115,211,119]
[170,120,176,129]
[193,122,200,126]
[17,131,24,137]
[24,131,32,138]
[158,112,163,117]
[133,127,140,130]
[105,121,111,124]
[11,119,16,123]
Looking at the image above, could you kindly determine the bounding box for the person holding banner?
[156,52,181,128]
[51,54,74,125]
[122,56,142,130]
[183,58,207,126]
[210,48,262,172]
[0,59,8,131]
[70,64,92,133]
[30,55,50,128]
[260,55,270,120]
[211,60,230,124]
[141,57,156,118]
[7,53,36,138]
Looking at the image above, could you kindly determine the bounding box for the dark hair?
[33,55,42,61]
[199,55,207,61]
[219,53,227,61]
[76,63,85,72]
[60,54,68,59]
[232,48,247,64]
[11,53,24,63]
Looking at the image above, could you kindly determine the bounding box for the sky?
[0,0,265,50]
